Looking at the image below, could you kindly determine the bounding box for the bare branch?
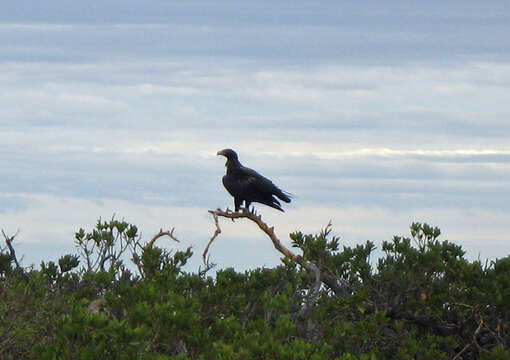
[206,208,302,263]
[99,254,114,272]
[206,208,344,295]
[203,210,223,266]
[146,228,180,250]
[198,258,216,278]
[296,261,322,319]
[2,229,21,269]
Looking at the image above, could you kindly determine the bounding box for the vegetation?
[0,216,509,359]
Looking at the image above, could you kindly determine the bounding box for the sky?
[1,1,509,272]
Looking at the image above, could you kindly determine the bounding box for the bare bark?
[146,228,179,250]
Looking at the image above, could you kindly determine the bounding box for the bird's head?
[217,148,239,166]
[217,148,238,160]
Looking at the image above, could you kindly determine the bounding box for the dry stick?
[203,211,222,265]
[205,208,343,295]
[146,227,180,250]
[2,230,21,269]
[205,208,302,263]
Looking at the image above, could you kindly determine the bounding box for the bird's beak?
[217,150,224,156]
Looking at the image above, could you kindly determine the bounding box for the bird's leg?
[240,201,251,214]
[234,198,242,212]
[244,201,252,213]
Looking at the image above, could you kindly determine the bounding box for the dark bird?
[217,148,292,212]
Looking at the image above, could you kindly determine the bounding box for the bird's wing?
[238,166,280,193]
[241,167,292,202]
[223,167,259,193]
[224,166,286,199]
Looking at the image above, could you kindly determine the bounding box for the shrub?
[0,219,508,359]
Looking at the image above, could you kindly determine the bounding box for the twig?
[198,259,216,278]
[146,228,180,250]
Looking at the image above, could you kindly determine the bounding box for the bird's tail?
[253,196,285,212]
[275,190,292,203]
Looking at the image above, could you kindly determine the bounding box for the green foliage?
[59,254,80,273]
[0,219,509,359]
[75,217,139,275]
[0,251,13,275]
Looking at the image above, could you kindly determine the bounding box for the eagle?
[217,149,292,212]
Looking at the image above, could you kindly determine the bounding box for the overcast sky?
[1,1,509,272]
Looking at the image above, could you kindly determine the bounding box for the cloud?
[0,193,32,213]
[3,59,510,145]
[2,4,510,64]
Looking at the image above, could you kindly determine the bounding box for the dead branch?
[206,208,343,296]
[2,229,21,269]
[198,260,216,278]
[206,208,302,262]
[203,210,222,266]
[146,228,179,250]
